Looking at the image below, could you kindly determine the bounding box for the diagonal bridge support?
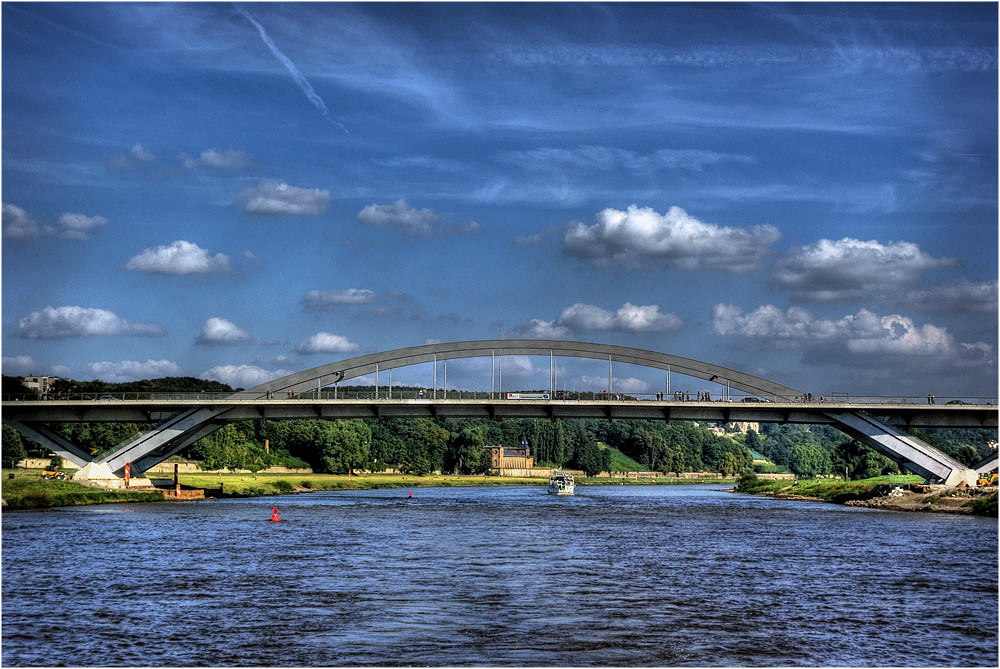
[824,411,978,486]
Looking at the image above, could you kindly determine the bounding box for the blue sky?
[2,2,997,398]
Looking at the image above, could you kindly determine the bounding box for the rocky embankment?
[841,484,997,515]
[736,476,998,516]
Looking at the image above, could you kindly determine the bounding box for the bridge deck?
[3,399,996,428]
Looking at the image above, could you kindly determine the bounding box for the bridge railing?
[2,391,997,405]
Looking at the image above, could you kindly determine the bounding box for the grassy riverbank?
[735,473,998,516]
[1,473,164,509]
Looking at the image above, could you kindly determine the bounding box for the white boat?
[548,471,575,495]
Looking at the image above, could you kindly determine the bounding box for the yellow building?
[486,444,534,472]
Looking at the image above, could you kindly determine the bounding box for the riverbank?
[735,473,998,516]
[1,469,736,509]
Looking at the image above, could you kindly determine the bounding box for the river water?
[2,484,997,667]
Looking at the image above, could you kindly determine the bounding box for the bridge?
[3,339,997,486]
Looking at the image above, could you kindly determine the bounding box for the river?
[2,484,997,667]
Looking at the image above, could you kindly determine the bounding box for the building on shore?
[487,436,534,473]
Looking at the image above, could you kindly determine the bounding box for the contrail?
[234,4,350,135]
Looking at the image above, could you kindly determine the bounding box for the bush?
[273,480,294,493]
[300,479,313,489]
[965,492,998,517]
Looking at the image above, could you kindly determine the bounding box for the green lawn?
[2,470,164,509]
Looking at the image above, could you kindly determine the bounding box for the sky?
[2,1,997,399]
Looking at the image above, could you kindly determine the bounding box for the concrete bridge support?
[97,407,222,474]
[973,452,998,475]
[7,421,93,468]
[824,411,978,486]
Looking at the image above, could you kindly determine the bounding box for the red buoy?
[270,506,281,522]
[408,491,412,498]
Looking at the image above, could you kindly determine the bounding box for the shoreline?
[734,476,998,517]
[1,469,736,510]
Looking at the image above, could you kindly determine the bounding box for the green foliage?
[965,492,998,517]
[787,443,832,477]
[316,419,371,473]
[445,424,490,474]
[49,455,64,469]
[752,462,789,474]
[2,425,27,468]
[2,375,34,395]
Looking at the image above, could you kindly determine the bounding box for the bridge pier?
[7,421,93,468]
[824,411,977,485]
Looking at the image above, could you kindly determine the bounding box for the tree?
[2,425,27,468]
[446,425,489,474]
[788,443,832,477]
[316,420,371,473]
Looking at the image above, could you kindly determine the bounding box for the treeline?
[751,423,997,478]
[186,416,764,477]
[188,417,616,476]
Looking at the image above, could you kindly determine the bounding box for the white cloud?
[15,306,164,339]
[357,199,441,236]
[497,145,754,173]
[772,237,956,300]
[235,180,331,215]
[124,240,231,275]
[2,203,48,238]
[712,304,956,356]
[581,375,650,394]
[557,302,683,333]
[130,143,156,161]
[445,220,480,234]
[85,359,183,383]
[562,205,779,271]
[3,355,46,377]
[3,204,108,240]
[56,213,108,240]
[510,302,682,337]
[181,148,250,170]
[199,364,294,389]
[302,288,375,310]
[295,332,360,354]
[507,318,573,339]
[197,317,252,345]
[905,280,998,313]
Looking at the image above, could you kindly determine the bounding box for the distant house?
[23,376,60,396]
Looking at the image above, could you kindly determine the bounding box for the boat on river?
[548,471,575,496]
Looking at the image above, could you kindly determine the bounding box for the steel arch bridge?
[4,339,996,486]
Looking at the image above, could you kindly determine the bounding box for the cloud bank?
[15,306,164,339]
[772,237,956,301]
[86,359,183,383]
[357,199,441,236]
[712,303,955,356]
[562,205,780,271]
[235,180,332,215]
[511,302,683,338]
[303,289,376,310]
[295,332,360,354]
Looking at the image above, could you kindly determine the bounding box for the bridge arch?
[245,339,806,401]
